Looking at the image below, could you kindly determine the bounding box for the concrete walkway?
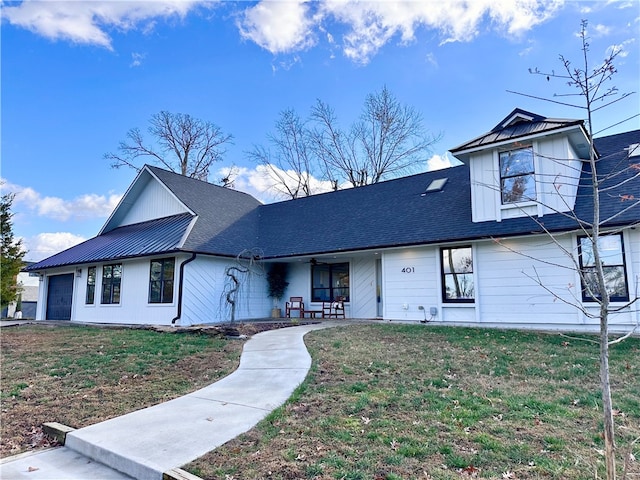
[0,322,337,480]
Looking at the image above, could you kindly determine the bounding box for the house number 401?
[401,267,415,273]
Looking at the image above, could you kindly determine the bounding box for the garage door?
[46,274,74,320]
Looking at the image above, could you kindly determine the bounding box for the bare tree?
[509,20,638,480]
[312,86,440,187]
[246,109,318,199]
[106,111,233,182]
[252,87,439,199]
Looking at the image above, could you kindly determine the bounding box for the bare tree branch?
[105,111,233,182]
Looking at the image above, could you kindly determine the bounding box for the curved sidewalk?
[0,322,337,480]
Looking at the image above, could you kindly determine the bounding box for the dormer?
[450,109,591,223]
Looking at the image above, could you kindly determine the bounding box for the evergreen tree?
[1,192,26,308]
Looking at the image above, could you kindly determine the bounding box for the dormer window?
[499,146,536,204]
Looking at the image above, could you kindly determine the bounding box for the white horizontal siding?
[383,248,438,321]
[476,235,580,325]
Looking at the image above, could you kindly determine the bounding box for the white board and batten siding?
[469,136,581,223]
[72,257,180,325]
[120,179,188,227]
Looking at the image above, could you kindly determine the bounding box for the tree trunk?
[600,311,616,479]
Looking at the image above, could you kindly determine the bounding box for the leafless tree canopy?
[246,109,317,199]
[106,111,233,181]
[250,86,440,199]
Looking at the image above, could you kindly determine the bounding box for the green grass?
[1,324,243,456]
[185,323,640,480]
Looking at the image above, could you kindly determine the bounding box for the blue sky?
[2,0,639,262]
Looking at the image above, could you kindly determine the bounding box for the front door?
[46,274,74,320]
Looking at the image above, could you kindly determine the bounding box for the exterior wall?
[72,257,179,325]
[382,248,440,321]
[379,228,638,332]
[537,136,581,215]
[31,227,638,332]
[120,179,187,227]
[180,255,271,326]
[469,135,582,223]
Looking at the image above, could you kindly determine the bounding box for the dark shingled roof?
[26,127,640,271]
[146,166,262,255]
[256,128,639,258]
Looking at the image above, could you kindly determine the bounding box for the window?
[86,266,96,304]
[312,262,349,302]
[101,264,122,304]
[578,234,629,302]
[149,258,175,304]
[499,146,536,204]
[441,247,474,302]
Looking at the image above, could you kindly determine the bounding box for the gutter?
[172,252,197,325]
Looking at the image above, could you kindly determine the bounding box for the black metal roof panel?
[450,108,584,153]
[26,213,193,270]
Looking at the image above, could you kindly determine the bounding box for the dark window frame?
[149,258,175,304]
[86,266,96,304]
[440,246,475,303]
[578,233,629,303]
[101,264,122,305]
[311,262,350,302]
[499,146,536,204]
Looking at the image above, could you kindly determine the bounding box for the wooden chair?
[285,297,304,318]
[322,297,345,319]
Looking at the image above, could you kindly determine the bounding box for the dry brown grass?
[185,324,640,480]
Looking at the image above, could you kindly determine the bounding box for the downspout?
[172,252,197,325]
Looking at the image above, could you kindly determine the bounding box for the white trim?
[451,124,588,158]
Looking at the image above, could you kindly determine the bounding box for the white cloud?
[130,52,146,67]
[5,0,565,64]
[237,0,317,54]
[592,23,611,37]
[607,38,636,58]
[236,0,564,64]
[23,232,86,262]
[218,164,334,203]
[427,153,460,171]
[324,0,564,63]
[1,179,122,221]
[2,0,206,49]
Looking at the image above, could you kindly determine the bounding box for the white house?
[26,109,640,332]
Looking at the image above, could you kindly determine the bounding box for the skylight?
[423,178,448,195]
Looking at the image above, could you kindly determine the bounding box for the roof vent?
[629,143,639,158]
[422,178,448,195]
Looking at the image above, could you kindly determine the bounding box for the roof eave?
[450,122,588,162]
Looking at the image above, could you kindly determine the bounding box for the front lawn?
[1,323,244,456]
[185,324,639,479]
